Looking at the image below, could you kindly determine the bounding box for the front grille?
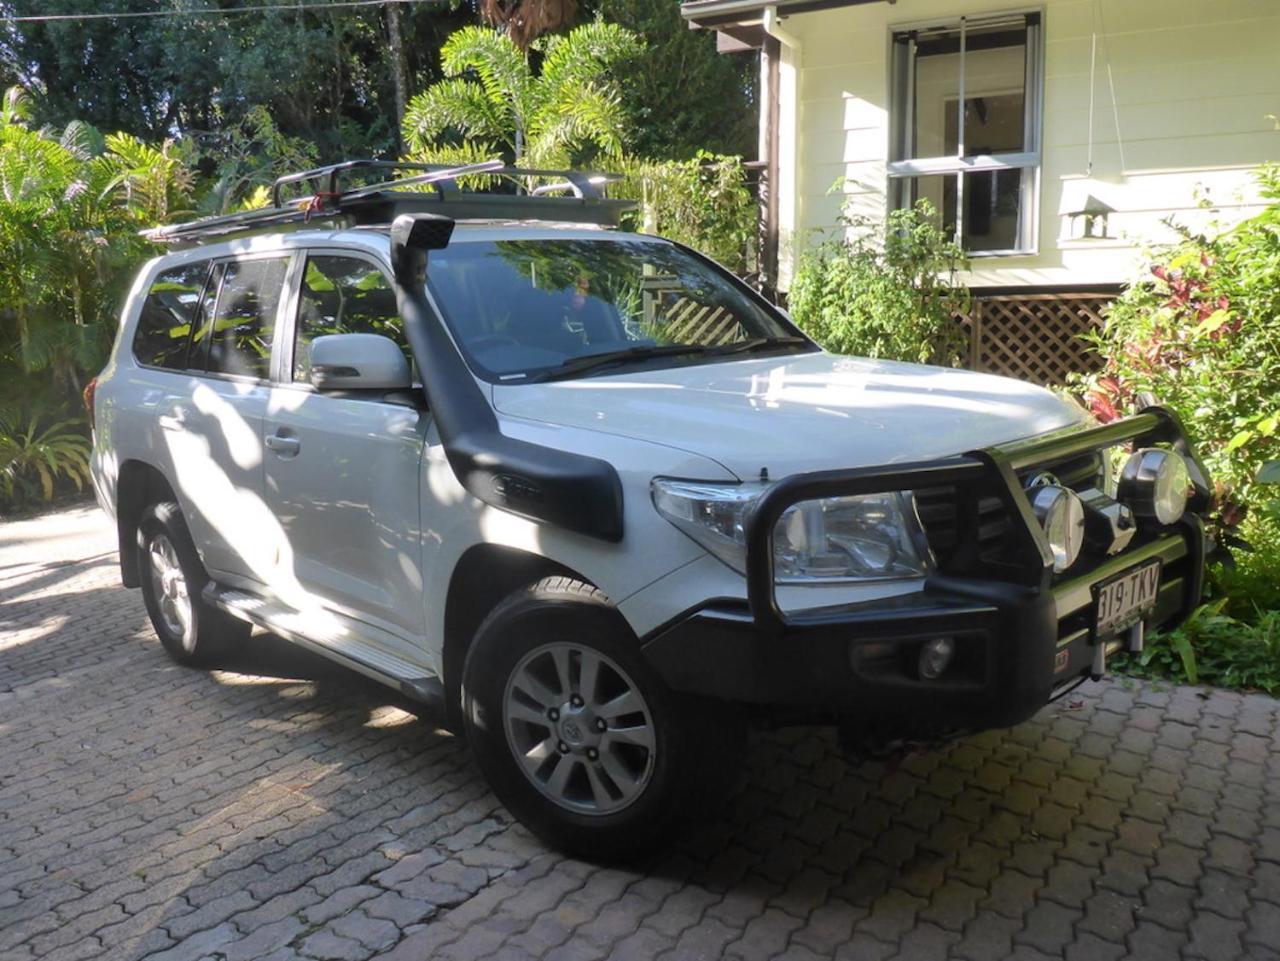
[915,448,1106,569]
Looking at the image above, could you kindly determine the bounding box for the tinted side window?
[206,257,290,379]
[293,256,405,382]
[131,262,209,370]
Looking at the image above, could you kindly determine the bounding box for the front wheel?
[462,577,741,858]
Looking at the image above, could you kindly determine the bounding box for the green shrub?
[0,397,91,512]
[787,200,970,366]
[1082,163,1280,691]
[612,152,756,275]
[1114,601,1280,694]
[1078,164,1280,615]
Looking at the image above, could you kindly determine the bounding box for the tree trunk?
[385,2,409,150]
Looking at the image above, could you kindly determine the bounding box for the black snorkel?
[389,213,625,543]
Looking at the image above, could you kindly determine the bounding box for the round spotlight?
[918,637,956,680]
[1030,485,1086,573]
[1119,448,1190,524]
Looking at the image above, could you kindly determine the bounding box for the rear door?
[173,254,292,581]
[262,250,428,647]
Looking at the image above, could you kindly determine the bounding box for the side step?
[203,584,445,710]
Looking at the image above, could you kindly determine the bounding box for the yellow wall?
[779,0,1279,289]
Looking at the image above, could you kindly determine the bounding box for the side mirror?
[391,212,455,284]
[309,333,411,391]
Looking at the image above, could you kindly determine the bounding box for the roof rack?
[144,159,636,246]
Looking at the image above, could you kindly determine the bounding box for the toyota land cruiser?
[89,160,1211,856]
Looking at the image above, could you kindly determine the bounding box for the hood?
[491,352,1087,480]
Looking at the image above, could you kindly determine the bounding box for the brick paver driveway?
[3,505,1280,961]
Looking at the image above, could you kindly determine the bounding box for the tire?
[462,576,743,859]
[136,501,249,666]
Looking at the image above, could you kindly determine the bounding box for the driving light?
[650,480,931,582]
[1030,485,1085,573]
[1118,448,1190,525]
[918,638,955,680]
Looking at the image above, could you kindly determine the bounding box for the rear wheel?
[462,576,742,858]
[137,501,249,666]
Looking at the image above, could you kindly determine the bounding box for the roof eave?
[681,0,883,28]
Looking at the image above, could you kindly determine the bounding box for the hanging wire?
[1095,0,1129,173]
[0,0,442,25]
[1086,6,1098,176]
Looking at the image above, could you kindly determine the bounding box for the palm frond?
[536,21,641,99]
[402,77,510,155]
[440,27,534,131]
[1,86,33,127]
[526,81,627,165]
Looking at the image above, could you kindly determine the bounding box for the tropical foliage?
[788,200,970,366]
[589,0,757,161]
[0,85,195,512]
[402,23,641,169]
[1083,164,1280,692]
[0,396,92,508]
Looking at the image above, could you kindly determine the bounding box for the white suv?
[90,161,1210,856]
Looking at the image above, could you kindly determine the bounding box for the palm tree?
[401,23,641,171]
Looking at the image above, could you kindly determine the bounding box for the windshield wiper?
[538,343,712,381]
[701,335,813,357]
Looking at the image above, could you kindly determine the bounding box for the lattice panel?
[960,293,1114,385]
[663,298,746,346]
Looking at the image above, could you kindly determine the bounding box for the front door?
[262,252,428,647]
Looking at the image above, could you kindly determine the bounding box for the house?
[681,0,1279,381]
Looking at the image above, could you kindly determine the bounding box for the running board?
[203,584,445,709]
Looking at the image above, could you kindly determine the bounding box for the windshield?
[426,236,811,381]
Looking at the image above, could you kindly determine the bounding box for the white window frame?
[887,10,1045,257]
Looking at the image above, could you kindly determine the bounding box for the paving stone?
[7,506,1280,961]
[1185,913,1247,961]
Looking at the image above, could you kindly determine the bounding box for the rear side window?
[205,257,289,380]
[293,255,405,382]
[131,262,209,370]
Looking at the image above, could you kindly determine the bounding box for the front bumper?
[640,408,1210,733]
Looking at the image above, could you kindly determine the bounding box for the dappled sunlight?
[191,381,262,471]
[161,391,350,643]
[364,704,419,729]
[0,615,69,651]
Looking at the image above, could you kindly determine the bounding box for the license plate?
[1093,560,1162,638]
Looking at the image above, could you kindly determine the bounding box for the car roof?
[147,221,670,270]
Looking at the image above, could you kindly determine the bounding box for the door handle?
[158,409,187,432]
[265,431,301,457]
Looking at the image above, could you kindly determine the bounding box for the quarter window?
[293,256,405,383]
[888,12,1043,254]
[131,262,209,370]
[205,257,289,379]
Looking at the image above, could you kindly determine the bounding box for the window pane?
[947,92,1026,157]
[187,263,223,371]
[897,18,1029,162]
[961,168,1024,251]
[903,169,1024,252]
[207,258,289,379]
[132,262,208,370]
[294,257,404,382]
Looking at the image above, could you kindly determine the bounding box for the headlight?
[1029,485,1085,573]
[1119,448,1190,524]
[651,479,931,582]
